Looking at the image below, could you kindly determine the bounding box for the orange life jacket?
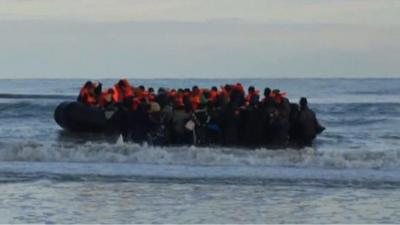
[148,94,156,102]
[130,97,141,111]
[221,87,231,101]
[169,90,177,97]
[234,83,245,94]
[176,95,184,107]
[271,91,287,104]
[114,84,134,103]
[98,88,117,107]
[191,94,201,110]
[79,87,97,106]
[209,90,219,102]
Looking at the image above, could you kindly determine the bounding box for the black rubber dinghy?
[54,101,109,132]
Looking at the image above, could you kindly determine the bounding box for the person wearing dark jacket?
[171,101,192,145]
[288,103,302,147]
[206,101,224,145]
[221,86,245,146]
[147,102,167,145]
[223,103,241,146]
[265,89,290,148]
[77,81,102,106]
[298,97,325,147]
[129,102,151,143]
[262,87,275,107]
[242,97,268,148]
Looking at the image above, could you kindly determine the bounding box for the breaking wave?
[1,140,400,170]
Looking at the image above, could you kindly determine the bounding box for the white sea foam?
[1,140,400,170]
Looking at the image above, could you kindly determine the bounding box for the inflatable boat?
[54,101,325,147]
[54,101,121,132]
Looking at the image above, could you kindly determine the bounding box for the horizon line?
[0,76,399,80]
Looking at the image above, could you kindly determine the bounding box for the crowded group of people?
[77,79,325,148]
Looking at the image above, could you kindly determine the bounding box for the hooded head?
[248,86,255,94]
[118,79,130,87]
[264,87,271,97]
[192,86,200,95]
[234,83,244,94]
[158,87,165,94]
[224,84,232,93]
[300,97,308,109]
[84,81,93,89]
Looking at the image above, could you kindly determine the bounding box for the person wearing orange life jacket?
[190,86,201,111]
[242,86,265,147]
[218,85,231,107]
[209,86,219,102]
[246,86,260,106]
[166,89,176,106]
[140,88,151,103]
[266,89,291,148]
[113,79,134,104]
[98,88,117,108]
[148,87,156,102]
[235,83,245,94]
[271,89,283,104]
[169,88,176,96]
[138,85,146,92]
[230,83,246,108]
[169,89,182,108]
[220,85,229,98]
[77,81,98,106]
[261,87,275,107]
[127,96,140,112]
[130,90,150,113]
[272,89,291,118]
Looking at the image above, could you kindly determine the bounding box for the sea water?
[0,78,400,223]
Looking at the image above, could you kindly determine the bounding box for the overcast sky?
[0,0,399,79]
